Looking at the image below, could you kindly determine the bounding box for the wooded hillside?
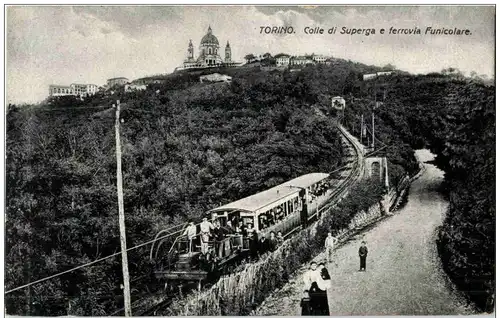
[6,66,349,315]
[6,61,494,314]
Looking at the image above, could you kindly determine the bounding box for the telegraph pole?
[372,84,376,150]
[372,110,375,150]
[115,100,132,317]
[360,114,364,143]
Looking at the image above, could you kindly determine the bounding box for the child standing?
[358,241,368,271]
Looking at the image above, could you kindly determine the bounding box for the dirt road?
[254,150,473,316]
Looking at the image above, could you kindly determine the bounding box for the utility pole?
[360,114,363,143]
[372,84,376,150]
[372,110,375,150]
[115,100,132,317]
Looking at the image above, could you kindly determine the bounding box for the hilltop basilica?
[178,26,239,71]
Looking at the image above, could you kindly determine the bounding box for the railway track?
[291,123,365,234]
[320,124,365,211]
[131,122,366,316]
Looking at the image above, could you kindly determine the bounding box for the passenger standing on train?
[238,220,247,237]
[224,220,236,253]
[183,221,197,254]
[276,207,284,221]
[225,220,235,234]
[358,241,368,271]
[258,234,270,256]
[276,231,284,245]
[249,227,259,260]
[324,232,338,265]
[236,220,247,236]
[213,221,226,258]
[269,231,278,251]
[200,217,214,255]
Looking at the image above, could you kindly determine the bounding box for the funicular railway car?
[209,173,330,238]
[153,173,330,290]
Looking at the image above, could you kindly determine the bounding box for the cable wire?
[5,221,197,294]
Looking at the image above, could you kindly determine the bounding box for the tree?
[382,63,396,71]
[244,54,256,63]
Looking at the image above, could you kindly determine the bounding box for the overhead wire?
[5,221,201,294]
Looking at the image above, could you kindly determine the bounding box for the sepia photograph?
[4,4,495,316]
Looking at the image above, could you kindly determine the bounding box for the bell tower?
[187,39,194,60]
[225,41,232,63]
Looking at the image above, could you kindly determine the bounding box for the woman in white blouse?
[303,261,330,315]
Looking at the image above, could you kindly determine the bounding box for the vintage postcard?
[4,4,495,316]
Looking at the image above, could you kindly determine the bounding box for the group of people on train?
[182,216,285,262]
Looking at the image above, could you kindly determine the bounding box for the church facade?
[178,26,239,71]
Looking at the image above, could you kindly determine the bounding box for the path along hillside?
[254,149,475,316]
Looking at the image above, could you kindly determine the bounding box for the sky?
[6,5,495,104]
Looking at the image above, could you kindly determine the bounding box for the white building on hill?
[199,73,232,83]
[107,77,129,87]
[363,71,393,81]
[275,53,291,67]
[125,84,147,92]
[49,83,98,97]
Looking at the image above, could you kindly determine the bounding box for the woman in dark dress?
[317,262,331,315]
[301,263,314,315]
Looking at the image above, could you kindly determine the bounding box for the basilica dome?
[200,26,219,45]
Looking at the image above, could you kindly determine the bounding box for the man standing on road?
[324,232,338,265]
[358,241,368,271]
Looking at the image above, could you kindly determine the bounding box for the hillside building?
[275,53,291,67]
[107,77,129,87]
[331,96,346,110]
[312,54,327,64]
[363,71,393,81]
[125,83,147,92]
[49,83,98,97]
[199,73,232,83]
[290,56,314,66]
[49,85,73,96]
[363,73,378,81]
[377,71,393,77]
